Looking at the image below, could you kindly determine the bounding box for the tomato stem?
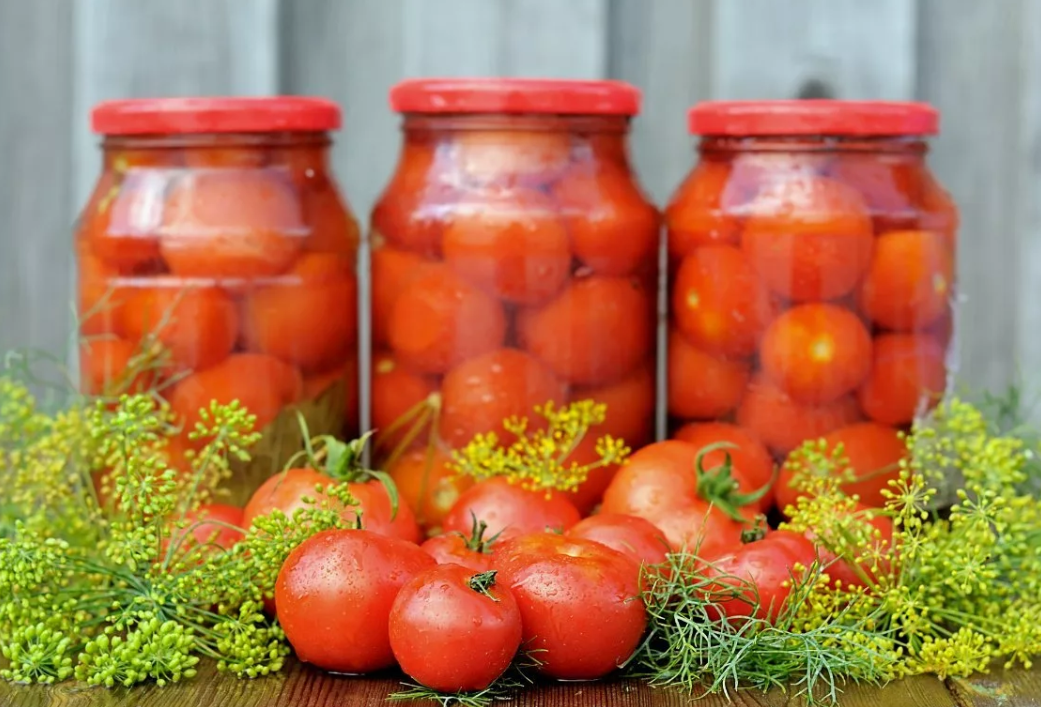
[462,511,500,554]
[740,516,769,544]
[468,570,499,600]
[693,442,770,523]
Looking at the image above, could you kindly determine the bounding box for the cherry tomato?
[117,284,238,373]
[858,333,947,426]
[759,303,873,404]
[446,130,572,188]
[387,446,473,531]
[168,354,301,446]
[241,254,358,373]
[350,479,423,544]
[741,175,873,301]
[777,422,907,510]
[79,338,154,397]
[736,376,862,455]
[441,478,580,542]
[160,171,304,279]
[370,243,432,347]
[671,422,775,509]
[553,162,659,277]
[671,245,774,358]
[496,534,645,680]
[567,513,670,568]
[80,171,163,272]
[665,159,747,257]
[389,265,507,375]
[703,529,819,623]
[371,140,455,257]
[438,348,566,449]
[570,361,656,448]
[826,155,920,232]
[442,186,571,305]
[420,516,497,573]
[390,565,522,693]
[517,276,653,386]
[857,230,953,331]
[275,528,435,673]
[371,352,439,453]
[77,251,126,336]
[667,329,750,420]
[300,179,362,256]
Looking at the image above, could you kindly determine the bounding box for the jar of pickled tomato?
[665,100,957,512]
[370,79,660,525]
[77,97,361,503]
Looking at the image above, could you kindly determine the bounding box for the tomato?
[736,376,862,455]
[857,230,953,331]
[517,276,653,386]
[370,244,431,347]
[671,422,775,508]
[241,255,358,373]
[349,479,423,544]
[275,528,435,673]
[702,530,819,623]
[665,159,746,257]
[571,361,656,448]
[447,130,572,188]
[760,303,873,404]
[648,504,749,556]
[117,284,238,373]
[826,155,920,232]
[441,478,580,542]
[164,503,245,562]
[671,245,774,358]
[560,436,622,515]
[777,422,907,510]
[667,329,749,420]
[388,447,472,531]
[243,467,336,525]
[79,338,154,397]
[371,141,455,257]
[77,252,126,336]
[741,175,873,301]
[496,534,645,680]
[159,170,304,279]
[442,186,571,305]
[390,565,522,692]
[567,513,670,568]
[300,179,362,256]
[168,354,301,446]
[80,171,162,272]
[553,162,659,277]
[389,265,507,375]
[858,334,947,426]
[420,516,497,573]
[371,352,438,453]
[438,348,565,449]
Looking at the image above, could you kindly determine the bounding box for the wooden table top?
[1,659,1038,707]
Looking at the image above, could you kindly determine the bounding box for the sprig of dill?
[387,648,545,707]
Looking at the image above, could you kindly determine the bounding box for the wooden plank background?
[0,0,1036,408]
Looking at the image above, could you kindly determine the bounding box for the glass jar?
[77,97,361,504]
[370,79,660,525]
[665,100,957,511]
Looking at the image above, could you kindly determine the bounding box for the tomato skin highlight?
[389,564,523,693]
[275,529,436,674]
[441,478,580,543]
[496,534,646,680]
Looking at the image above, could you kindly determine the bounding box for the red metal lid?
[688,100,939,136]
[389,78,641,116]
[91,97,342,135]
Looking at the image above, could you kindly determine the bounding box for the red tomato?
[387,447,473,532]
[79,338,154,397]
[736,376,863,455]
[648,504,750,557]
[827,155,920,232]
[567,513,670,568]
[370,244,432,347]
[117,284,238,373]
[390,565,522,693]
[496,534,646,680]
[164,503,245,563]
[570,362,656,448]
[275,529,436,673]
[77,251,127,336]
[858,230,953,331]
[517,276,654,386]
[809,505,894,590]
[671,245,774,358]
[741,175,873,302]
[776,422,907,510]
[420,522,496,573]
[665,159,747,257]
[552,162,659,277]
[371,141,456,257]
[438,348,566,449]
[671,422,775,509]
[389,265,507,375]
[858,334,947,426]
[759,303,873,404]
[442,186,571,305]
[80,171,163,272]
[441,478,580,542]
[667,329,750,420]
[159,170,304,279]
[370,352,439,453]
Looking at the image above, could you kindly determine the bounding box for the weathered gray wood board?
[0,0,1036,406]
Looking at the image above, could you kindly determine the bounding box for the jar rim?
[91,97,341,136]
[688,100,939,137]
[389,78,641,116]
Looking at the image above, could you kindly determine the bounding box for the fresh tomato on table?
[566,513,670,568]
[441,477,580,542]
